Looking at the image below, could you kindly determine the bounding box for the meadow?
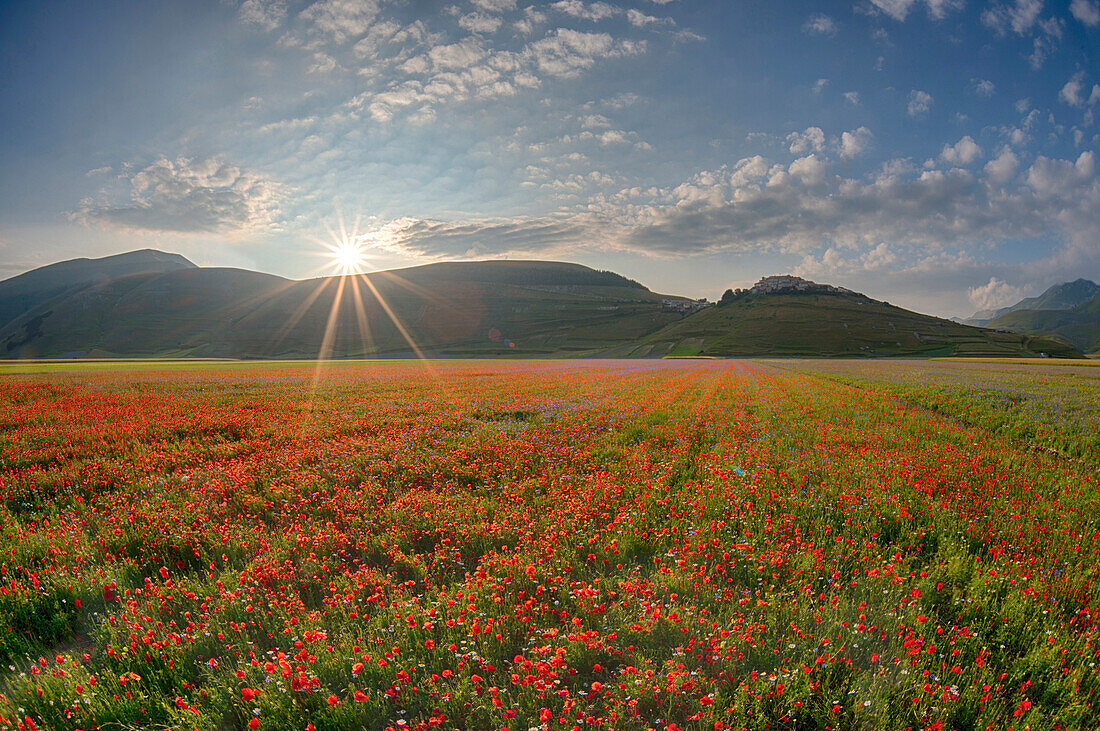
[0,359,1097,731]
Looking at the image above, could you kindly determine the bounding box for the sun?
[330,239,367,274]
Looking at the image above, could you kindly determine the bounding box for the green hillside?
[0,261,688,359]
[986,294,1100,354]
[637,290,1079,358]
[0,253,1083,359]
[964,278,1099,325]
[0,249,195,328]
[374,260,646,289]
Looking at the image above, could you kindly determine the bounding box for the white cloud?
[843,91,861,105]
[864,0,962,21]
[1026,151,1096,198]
[967,277,1025,310]
[1028,17,1063,69]
[1071,0,1100,25]
[984,147,1019,184]
[581,114,611,129]
[299,0,383,44]
[473,0,516,10]
[459,12,504,34]
[812,78,829,94]
[72,157,283,234]
[802,14,838,36]
[627,9,672,27]
[361,146,1100,288]
[907,89,933,116]
[605,92,642,109]
[1060,71,1088,106]
[397,55,430,74]
[840,127,873,159]
[979,0,1063,68]
[514,6,547,33]
[323,147,1100,317]
[862,242,898,270]
[349,19,403,59]
[787,127,825,154]
[428,38,488,70]
[308,52,338,73]
[238,0,288,31]
[941,136,983,165]
[345,20,651,122]
[596,129,631,145]
[973,79,995,97]
[788,154,826,185]
[549,1,620,21]
[527,28,642,78]
[982,0,1042,34]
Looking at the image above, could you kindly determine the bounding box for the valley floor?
[0,359,1097,730]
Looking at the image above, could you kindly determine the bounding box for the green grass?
[931,356,1100,366]
[642,292,1079,359]
[784,359,1100,464]
[0,361,1098,728]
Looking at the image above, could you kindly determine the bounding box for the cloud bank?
[356,146,1100,280]
[73,158,284,235]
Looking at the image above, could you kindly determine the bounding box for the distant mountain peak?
[0,249,196,286]
[963,278,1100,325]
[0,249,199,330]
[96,249,197,268]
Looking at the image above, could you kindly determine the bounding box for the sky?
[1,0,1098,317]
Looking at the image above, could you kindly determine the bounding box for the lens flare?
[331,240,367,274]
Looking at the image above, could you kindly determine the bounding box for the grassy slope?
[0,249,195,329]
[1,259,1083,359]
[641,292,1080,358]
[0,265,686,358]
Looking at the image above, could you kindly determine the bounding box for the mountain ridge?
[637,277,1079,359]
[0,251,1080,359]
[0,249,197,331]
[985,293,1100,354]
[963,278,1099,326]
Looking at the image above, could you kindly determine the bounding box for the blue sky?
[1,0,1098,316]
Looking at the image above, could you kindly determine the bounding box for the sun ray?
[356,273,430,362]
[267,276,336,354]
[313,274,347,378]
[370,270,467,311]
[298,216,458,404]
[299,274,350,433]
[353,272,462,401]
[347,273,377,357]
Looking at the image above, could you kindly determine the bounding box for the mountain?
[985,293,1100,354]
[962,278,1100,326]
[628,275,1079,358]
[371,260,646,289]
[0,249,196,329]
[0,256,1080,359]
[0,256,694,359]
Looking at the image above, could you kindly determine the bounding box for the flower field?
[784,360,1100,464]
[0,359,1098,731]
